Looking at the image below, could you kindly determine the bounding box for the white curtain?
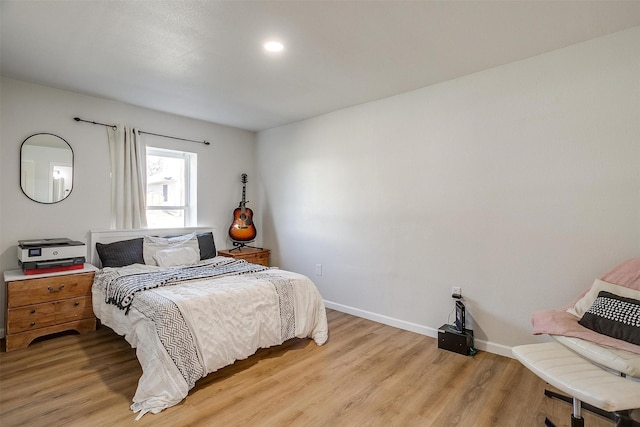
[106,125,148,229]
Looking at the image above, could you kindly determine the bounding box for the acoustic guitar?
[228,173,257,242]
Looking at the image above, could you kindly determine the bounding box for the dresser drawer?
[244,252,269,266]
[7,302,57,333]
[6,296,93,334]
[56,296,94,323]
[7,272,94,308]
[218,248,270,266]
[7,302,56,334]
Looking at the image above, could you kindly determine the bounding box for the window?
[146,147,197,228]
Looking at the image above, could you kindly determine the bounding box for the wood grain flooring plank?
[0,309,614,427]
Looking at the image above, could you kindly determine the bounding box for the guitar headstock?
[241,173,248,184]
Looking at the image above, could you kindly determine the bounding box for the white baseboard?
[0,302,512,358]
[323,300,514,359]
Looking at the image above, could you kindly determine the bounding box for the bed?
[89,227,329,419]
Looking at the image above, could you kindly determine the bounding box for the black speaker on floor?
[438,324,474,356]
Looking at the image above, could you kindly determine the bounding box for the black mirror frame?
[19,133,74,204]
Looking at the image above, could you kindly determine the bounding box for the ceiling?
[2,1,640,132]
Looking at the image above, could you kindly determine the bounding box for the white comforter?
[92,257,329,418]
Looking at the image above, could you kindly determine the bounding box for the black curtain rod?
[74,117,117,130]
[73,117,210,146]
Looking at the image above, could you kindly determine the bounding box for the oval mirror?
[20,133,74,203]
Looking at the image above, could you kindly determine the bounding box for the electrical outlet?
[451,286,461,298]
[315,264,322,276]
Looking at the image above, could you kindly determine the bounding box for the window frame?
[145,146,197,228]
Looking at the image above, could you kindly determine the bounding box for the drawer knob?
[74,301,80,306]
[30,309,36,314]
[47,284,65,293]
[30,322,36,326]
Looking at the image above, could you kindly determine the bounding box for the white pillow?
[567,278,640,318]
[153,246,200,268]
[143,232,199,266]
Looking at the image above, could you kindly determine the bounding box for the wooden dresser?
[218,247,270,266]
[4,264,98,351]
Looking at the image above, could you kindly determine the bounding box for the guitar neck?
[240,183,247,208]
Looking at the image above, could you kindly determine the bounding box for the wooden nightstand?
[218,248,270,266]
[4,264,98,351]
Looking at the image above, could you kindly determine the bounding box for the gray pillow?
[96,238,144,267]
[196,232,216,260]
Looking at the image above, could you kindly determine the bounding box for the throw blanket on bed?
[132,291,204,388]
[98,258,269,314]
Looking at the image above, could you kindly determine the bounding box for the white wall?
[257,27,640,356]
[0,78,258,333]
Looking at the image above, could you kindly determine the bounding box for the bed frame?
[88,227,216,268]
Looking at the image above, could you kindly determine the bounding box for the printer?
[18,238,86,275]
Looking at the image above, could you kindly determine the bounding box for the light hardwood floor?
[0,309,613,427]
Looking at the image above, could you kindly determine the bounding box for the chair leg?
[615,410,640,427]
[571,414,584,427]
[545,389,617,421]
[544,389,640,426]
[542,395,585,427]
[571,398,585,427]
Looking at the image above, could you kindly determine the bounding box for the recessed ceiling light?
[264,41,284,53]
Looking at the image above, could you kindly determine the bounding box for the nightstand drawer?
[6,296,93,334]
[248,252,269,266]
[7,272,94,308]
[56,296,93,320]
[218,248,270,266]
[7,302,57,333]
